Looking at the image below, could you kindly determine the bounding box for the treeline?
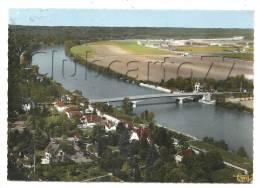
[160,75,254,93]
[203,137,249,158]
[216,101,253,113]
[64,40,80,55]
[10,25,254,45]
[203,137,229,150]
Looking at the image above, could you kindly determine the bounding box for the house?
[78,114,102,128]
[85,108,93,114]
[22,103,31,112]
[182,148,193,158]
[175,148,194,164]
[64,105,79,113]
[64,105,81,119]
[60,95,71,104]
[41,152,52,165]
[77,123,96,129]
[175,154,183,164]
[44,142,65,163]
[80,114,102,123]
[56,150,65,162]
[54,101,66,112]
[102,114,120,125]
[66,110,82,119]
[173,138,179,146]
[36,74,46,82]
[129,131,139,142]
[105,124,117,132]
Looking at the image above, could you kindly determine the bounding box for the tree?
[116,122,126,135]
[59,141,75,155]
[145,145,159,167]
[121,161,130,177]
[122,97,133,115]
[140,110,155,123]
[96,136,108,157]
[237,146,248,158]
[165,165,189,182]
[203,151,224,171]
[118,130,130,156]
[153,127,172,148]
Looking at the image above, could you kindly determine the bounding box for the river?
[32,46,253,158]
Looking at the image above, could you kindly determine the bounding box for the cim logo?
[234,174,253,183]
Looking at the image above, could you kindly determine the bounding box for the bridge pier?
[131,101,138,108]
[176,97,184,104]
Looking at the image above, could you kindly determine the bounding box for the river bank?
[216,100,253,114]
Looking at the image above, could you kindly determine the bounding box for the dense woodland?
[10,25,254,45]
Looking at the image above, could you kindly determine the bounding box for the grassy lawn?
[70,40,171,57]
[190,140,253,172]
[70,44,96,59]
[175,46,238,53]
[91,40,171,55]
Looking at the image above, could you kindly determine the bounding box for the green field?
[93,40,172,55]
[190,140,253,172]
[70,40,171,58]
[70,44,96,59]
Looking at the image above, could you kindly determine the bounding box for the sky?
[9,9,254,28]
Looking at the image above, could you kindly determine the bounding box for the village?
[43,94,197,167]
[8,84,252,182]
[10,87,224,182]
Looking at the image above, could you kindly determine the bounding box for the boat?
[199,92,216,105]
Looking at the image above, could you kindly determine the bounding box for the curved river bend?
[32,46,253,157]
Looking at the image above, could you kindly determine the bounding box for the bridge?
[89,92,213,103]
[89,81,251,105]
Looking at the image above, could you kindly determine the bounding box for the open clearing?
[70,40,253,82]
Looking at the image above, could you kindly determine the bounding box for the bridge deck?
[89,92,208,103]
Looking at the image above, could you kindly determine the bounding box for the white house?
[102,114,120,125]
[129,131,139,142]
[105,125,117,132]
[41,152,52,165]
[22,103,31,112]
[175,154,183,164]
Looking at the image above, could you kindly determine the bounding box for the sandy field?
[85,44,254,82]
